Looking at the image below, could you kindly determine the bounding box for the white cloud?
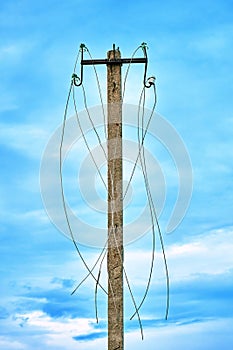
[13,310,104,349]
[167,227,233,279]
[15,310,92,334]
[123,226,233,285]
[0,337,25,350]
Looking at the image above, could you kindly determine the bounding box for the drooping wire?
[130,82,170,321]
[122,93,156,200]
[71,240,107,296]
[80,68,123,208]
[71,45,119,320]
[72,47,124,320]
[72,86,108,193]
[85,47,107,139]
[113,225,144,340]
[95,245,108,323]
[122,44,143,102]
[129,86,156,321]
[61,45,109,298]
[121,44,160,325]
[59,80,107,296]
[80,81,119,202]
[107,122,143,332]
[81,84,108,160]
[143,85,169,321]
[106,122,144,337]
[72,81,118,321]
[93,122,122,323]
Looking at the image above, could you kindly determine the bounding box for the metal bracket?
[72,43,151,88]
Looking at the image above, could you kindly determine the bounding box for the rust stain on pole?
[107,47,124,350]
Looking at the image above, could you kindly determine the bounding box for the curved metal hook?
[141,42,155,88]
[72,44,85,87]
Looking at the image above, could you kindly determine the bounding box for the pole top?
[108,45,121,60]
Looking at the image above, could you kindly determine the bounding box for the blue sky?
[1,0,233,349]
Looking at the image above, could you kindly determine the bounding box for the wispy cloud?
[0,123,49,159]
[125,317,233,350]
[0,337,25,350]
[124,226,233,283]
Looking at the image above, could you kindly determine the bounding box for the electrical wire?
[81,84,108,160]
[113,225,144,340]
[107,123,144,338]
[72,83,118,319]
[122,91,156,200]
[70,241,107,295]
[142,86,169,321]
[71,50,123,321]
[59,81,107,296]
[129,86,156,321]
[72,85,108,193]
[130,83,170,321]
[85,47,107,139]
[63,43,118,324]
[122,44,143,102]
[95,246,108,323]
[72,44,117,205]
[80,82,119,203]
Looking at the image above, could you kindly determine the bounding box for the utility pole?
[107,47,124,350]
[80,44,147,350]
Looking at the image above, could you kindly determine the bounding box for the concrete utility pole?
[107,47,124,350]
[81,44,147,350]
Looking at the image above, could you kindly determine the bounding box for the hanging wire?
[129,86,156,321]
[80,79,118,205]
[142,85,169,321]
[81,84,108,159]
[72,86,108,192]
[72,49,122,319]
[60,44,110,299]
[95,246,108,323]
[70,44,125,323]
[122,90,156,200]
[129,82,170,321]
[113,225,144,339]
[122,44,143,102]
[71,240,108,295]
[59,80,107,295]
[72,44,117,205]
[85,47,107,139]
[122,45,160,321]
[81,87,121,206]
[106,121,144,337]
[72,80,118,321]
